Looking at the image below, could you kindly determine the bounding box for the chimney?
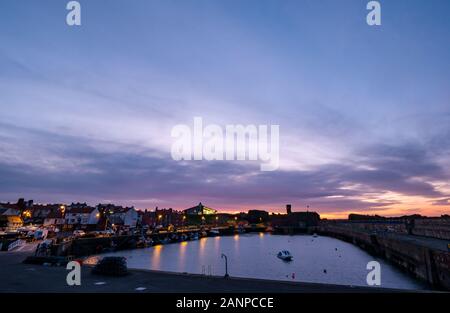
[286,204,292,214]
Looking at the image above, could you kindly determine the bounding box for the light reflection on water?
[85,233,426,290]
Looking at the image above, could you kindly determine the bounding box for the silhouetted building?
[286,204,292,214]
[142,208,184,227]
[270,211,320,228]
[246,210,269,224]
[184,202,217,215]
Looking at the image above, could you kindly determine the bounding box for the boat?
[236,225,246,234]
[136,236,153,248]
[277,250,293,261]
[161,237,171,244]
[208,228,220,236]
[312,233,318,238]
[189,232,199,240]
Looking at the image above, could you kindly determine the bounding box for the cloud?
[0,122,448,214]
[1,0,449,216]
[432,198,450,206]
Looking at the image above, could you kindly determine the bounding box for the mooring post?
[221,253,229,278]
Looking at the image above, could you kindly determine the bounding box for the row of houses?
[2,199,321,233]
[1,200,219,232]
[0,199,139,232]
[49,203,139,229]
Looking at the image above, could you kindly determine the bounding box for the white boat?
[208,228,220,236]
[277,250,293,261]
[312,233,318,238]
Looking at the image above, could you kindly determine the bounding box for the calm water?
[86,233,426,290]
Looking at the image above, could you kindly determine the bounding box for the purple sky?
[0,0,449,217]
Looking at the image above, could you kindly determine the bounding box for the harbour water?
[86,233,427,290]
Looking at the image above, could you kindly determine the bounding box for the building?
[43,211,65,227]
[246,210,269,224]
[141,208,184,228]
[108,206,139,228]
[65,206,100,227]
[184,202,217,215]
[0,208,23,232]
[27,204,62,224]
[0,199,67,225]
[269,205,321,231]
[286,204,292,214]
[0,205,20,217]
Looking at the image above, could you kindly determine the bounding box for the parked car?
[73,230,86,237]
[34,229,48,240]
[94,229,115,237]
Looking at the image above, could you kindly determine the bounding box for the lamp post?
[158,214,163,228]
[221,253,229,278]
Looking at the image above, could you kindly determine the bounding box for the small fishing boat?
[161,237,171,244]
[208,228,220,236]
[277,250,293,261]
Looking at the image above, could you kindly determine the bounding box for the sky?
[0,0,449,218]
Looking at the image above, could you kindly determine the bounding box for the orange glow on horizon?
[134,197,449,220]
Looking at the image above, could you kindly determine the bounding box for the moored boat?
[208,228,220,236]
[277,250,293,261]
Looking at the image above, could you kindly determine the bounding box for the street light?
[182,215,186,229]
[221,253,229,278]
